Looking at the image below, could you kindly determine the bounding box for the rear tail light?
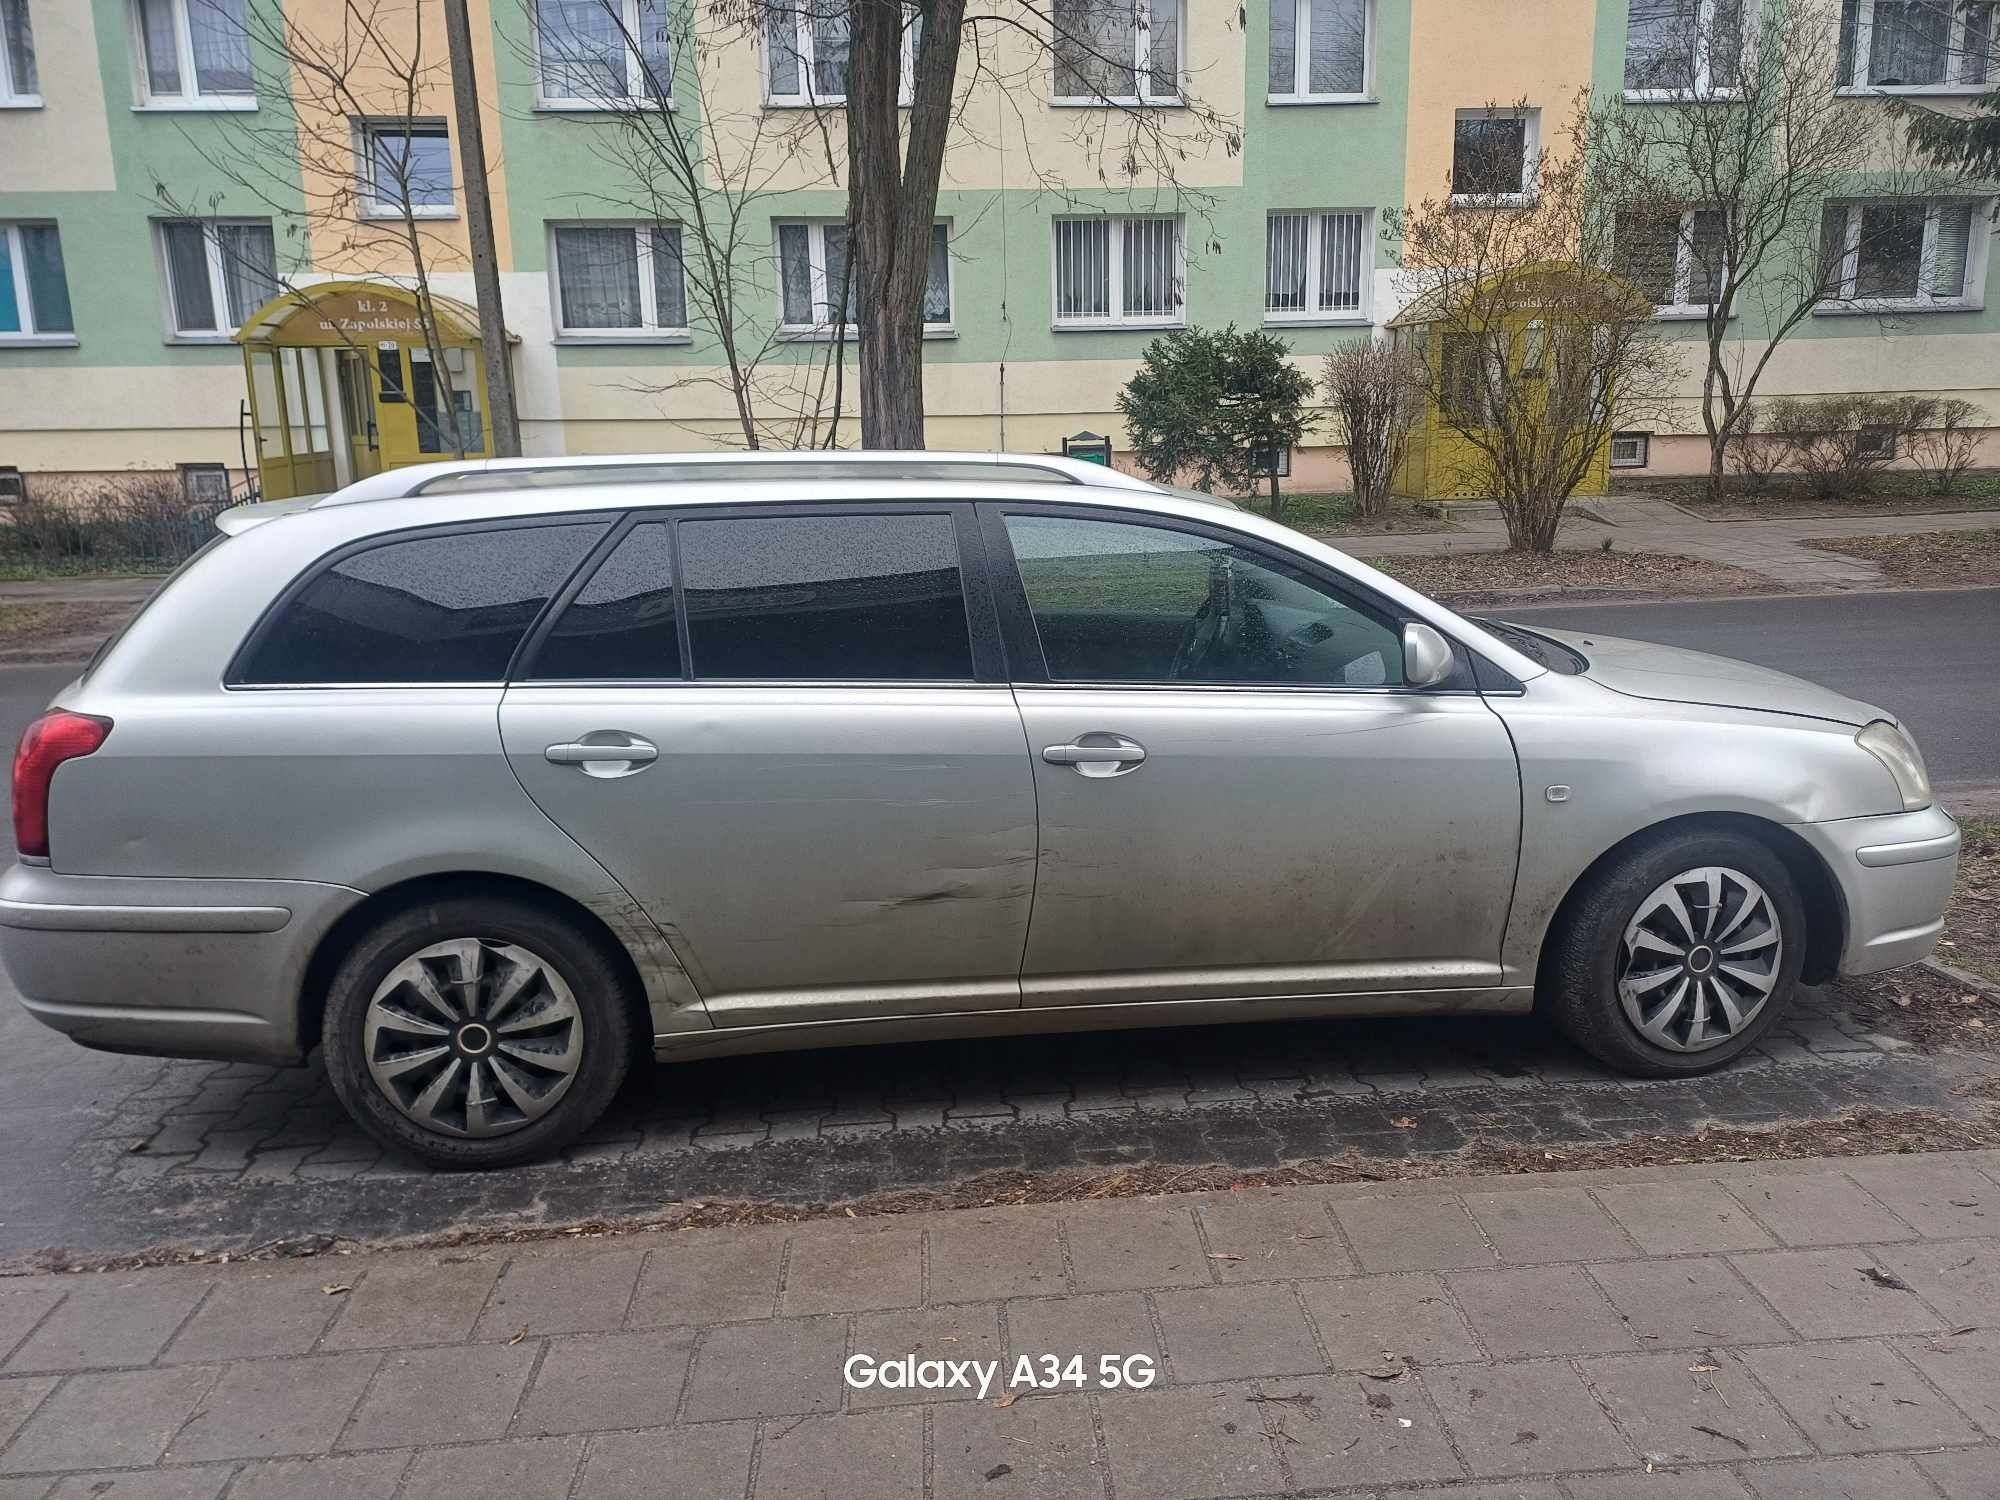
[12,711,112,860]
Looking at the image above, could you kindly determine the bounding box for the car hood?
[1516,624,1885,727]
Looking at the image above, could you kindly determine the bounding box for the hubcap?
[1617,866,1783,1053]
[362,938,583,1138]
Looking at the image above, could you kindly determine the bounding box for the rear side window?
[530,522,681,680]
[678,513,973,680]
[234,523,606,685]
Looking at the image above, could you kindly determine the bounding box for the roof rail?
[311,450,1159,507]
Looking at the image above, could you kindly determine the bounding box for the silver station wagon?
[1,453,1960,1167]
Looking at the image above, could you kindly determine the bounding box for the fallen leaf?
[1207,1253,1244,1262]
[320,1283,351,1296]
[995,1391,1020,1409]
[1688,1362,1719,1373]
[983,1463,1013,1481]
[1390,1116,1419,1130]
[508,1326,527,1346]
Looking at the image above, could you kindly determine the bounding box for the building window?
[1264,210,1369,320]
[1610,432,1651,468]
[1053,215,1184,328]
[358,120,455,219]
[178,463,231,503]
[157,219,278,337]
[0,221,73,341]
[1052,0,1180,104]
[775,220,952,335]
[551,223,688,337]
[1452,108,1537,204]
[1614,207,1727,313]
[1,0,39,106]
[766,2,922,104]
[1855,425,1899,458]
[1820,198,1987,308]
[0,467,24,504]
[133,0,254,108]
[1841,0,1993,90]
[1269,0,1371,100]
[1624,0,1744,95]
[536,0,672,107]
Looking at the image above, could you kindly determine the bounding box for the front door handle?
[545,734,658,777]
[1042,734,1148,777]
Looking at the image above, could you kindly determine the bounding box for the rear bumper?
[1794,805,1961,978]
[0,863,364,1063]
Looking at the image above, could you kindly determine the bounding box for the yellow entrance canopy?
[232,279,495,350]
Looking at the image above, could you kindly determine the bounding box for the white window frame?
[764,4,921,107]
[1263,209,1373,324]
[1051,0,1183,107]
[1450,107,1540,207]
[129,0,257,111]
[773,218,955,339]
[356,119,457,221]
[1609,431,1651,468]
[1817,196,1991,313]
[1,0,40,108]
[0,220,74,346]
[1267,0,1375,104]
[154,217,274,342]
[548,220,692,343]
[1621,206,1733,319]
[178,463,231,503]
[534,0,674,111]
[1623,0,1749,101]
[1050,213,1187,331]
[1841,0,1995,93]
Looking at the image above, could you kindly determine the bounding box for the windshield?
[1473,618,1586,676]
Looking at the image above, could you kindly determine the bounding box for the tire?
[322,894,637,1169]
[1542,827,1805,1077]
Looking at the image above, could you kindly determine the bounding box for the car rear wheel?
[1543,828,1805,1076]
[322,896,636,1169]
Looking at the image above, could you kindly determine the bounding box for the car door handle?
[1042,735,1147,776]
[545,735,659,773]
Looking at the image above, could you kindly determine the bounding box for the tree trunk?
[1707,435,1729,503]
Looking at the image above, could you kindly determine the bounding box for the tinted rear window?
[530,521,681,680]
[678,513,974,680]
[235,523,606,685]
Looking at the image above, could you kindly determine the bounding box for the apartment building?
[1,0,1995,500]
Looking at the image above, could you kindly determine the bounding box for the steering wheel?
[1169,555,1241,680]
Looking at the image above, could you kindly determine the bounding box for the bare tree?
[1589,0,1950,500]
[1390,101,1673,552]
[150,0,481,457]
[1321,337,1420,521]
[703,0,1243,447]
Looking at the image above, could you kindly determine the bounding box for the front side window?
[678,512,975,680]
[1265,209,1369,320]
[1613,207,1727,312]
[0,221,74,340]
[766,1,921,103]
[1269,0,1370,99]
[134,0,253,106]
[775,220,952,333]
[1821,198,1984,306]
[532,521,681,680]
[234,523,608,686]
[537,0,672,105]
[359,120,455,218]
[1004,513,1405,686]
[1841,0,1994,88]
[1052,0,1180,103]
[158,218,279,336]
[1452,108,1537,202]
[2,0,38,105]
[1623,0,1743,94]
[1053,215,1184,328]
[552,223,687,336]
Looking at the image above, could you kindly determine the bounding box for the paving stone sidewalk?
[2,1150,1997,1499]
[1327,498,2000,589]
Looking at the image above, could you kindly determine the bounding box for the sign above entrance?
[233,280,498,351]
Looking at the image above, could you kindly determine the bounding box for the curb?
[1923,956,2000,1001]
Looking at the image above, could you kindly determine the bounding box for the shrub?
[1725,403,1788,494]
[1907,398,1982,497]
[1763,395,1928,499]
[0,480,219,573]
[1322,338,1421,521]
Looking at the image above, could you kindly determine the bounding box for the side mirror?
[1402,622,1456,689]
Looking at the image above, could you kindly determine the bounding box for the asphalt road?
[1502,586,2000,788]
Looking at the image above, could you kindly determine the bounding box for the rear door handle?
[545,734,659,776]
[1042,734,1147,777]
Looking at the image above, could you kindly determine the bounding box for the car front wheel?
[1543,829,1805,1077]
[321,895,636,1169]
